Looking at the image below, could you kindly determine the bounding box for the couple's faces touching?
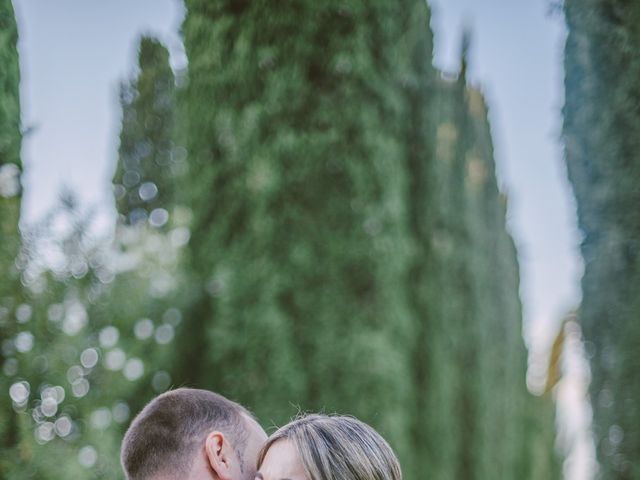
[255,440,307,480]
[191,414,308,480]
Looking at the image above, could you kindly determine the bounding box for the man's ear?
[205,431,234,480]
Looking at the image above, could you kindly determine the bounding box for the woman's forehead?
[259,439,307,479]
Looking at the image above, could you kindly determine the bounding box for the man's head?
[121,388,267,480]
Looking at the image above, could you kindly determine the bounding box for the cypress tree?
[418,46,479,479]
[110,35,190,422]
[178,0,421,467]
[563,1,640,477]
[0,0,23,463]
[113,36,178,228]
[0,0,22,311]
[463,85,560,479]
[416,35,561,479]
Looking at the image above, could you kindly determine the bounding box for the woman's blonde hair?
[257,414,402,480]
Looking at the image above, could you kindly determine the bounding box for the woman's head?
[256,414,402,480]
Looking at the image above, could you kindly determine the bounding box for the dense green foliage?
[563,1,640,477]
[0,0,23,465]
[1,1,563,478]
[178,5,418,471]
[407,49,559,479]
[1,201,128,479]
[0,36,185,479]
[0,0,22,321]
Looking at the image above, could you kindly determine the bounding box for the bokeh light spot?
[154,324,174,344]
[123,358,144,381]
[163,308,182,326]
[139,181,158,201]
[134,318,154,340]
[80,348,99,369]
[41,396,58,417]
[149,208,169,227]
[78,446,98,468]
[90,408,113,430]
[71,378,90,398]
[35,422,55,444]
[16,304,33,323]
[9,381,30,405]
[104,348,126,371]
[152,371,171,393]
[15,332,34,353]
[54,416,73,437]
[112,402,130,423]
[66,365,84,383]
[99,326,119,348]
[63,302,88,336]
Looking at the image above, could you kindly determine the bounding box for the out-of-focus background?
[0,0,637,478]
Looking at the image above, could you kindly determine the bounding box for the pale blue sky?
[14,0,582,353]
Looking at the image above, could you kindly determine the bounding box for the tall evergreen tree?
[0,0,22,311]
[407,33,561,478]
[113,37,178,229]
[0,0,23,462]
[462,85,559,480]
[563,1,640,477]
[111,34,189,422]
[178,0,420,470]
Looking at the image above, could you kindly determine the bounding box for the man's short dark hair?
[121,388,251,479]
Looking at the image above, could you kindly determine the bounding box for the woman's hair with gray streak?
[257,414,402,480]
